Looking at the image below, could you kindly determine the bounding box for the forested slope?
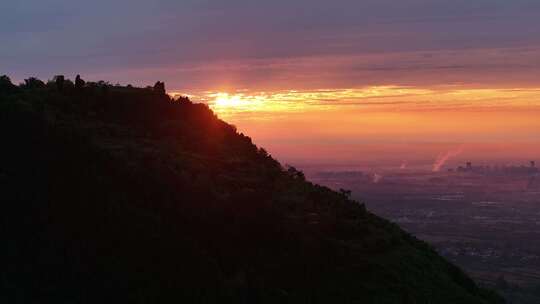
[0,76,504,303]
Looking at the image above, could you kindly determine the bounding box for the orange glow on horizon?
[156,83,540,164]
[182,85,540,162]
[195,86,540,117]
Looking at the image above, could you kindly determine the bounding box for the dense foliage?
[0,76,504,303]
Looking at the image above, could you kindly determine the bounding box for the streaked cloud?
[2,0,540,92]
[169,86,540,121]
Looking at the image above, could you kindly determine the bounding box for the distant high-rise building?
[466,162,472,170]
[531,161,536,168]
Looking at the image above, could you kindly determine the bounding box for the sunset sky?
[3,0,540,168]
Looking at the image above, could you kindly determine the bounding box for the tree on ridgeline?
[339,188,352,198]
[22,77,46,89]
[154,81,166,95]
[75,74,86,90]
[0,75,17,95]
[54,75,65,91]
[175,95,190,103]
[286,165,305,181]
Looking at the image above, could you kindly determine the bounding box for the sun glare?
[208,92,275,116]
[213,93,243,107]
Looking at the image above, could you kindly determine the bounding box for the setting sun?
[208,92,275,115]
[213,93,243,107]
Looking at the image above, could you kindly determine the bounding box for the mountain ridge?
[0,75,504,303]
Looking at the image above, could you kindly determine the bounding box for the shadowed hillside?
[0,75,504,303]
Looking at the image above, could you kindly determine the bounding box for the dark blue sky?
[3,0,540,91]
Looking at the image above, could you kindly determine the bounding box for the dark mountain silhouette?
[0,76,504,303]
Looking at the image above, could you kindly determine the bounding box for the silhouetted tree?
[0,75,13,87]
[75,74,85,90]
[0,75,17,94]
[21,77,46,89]
[64,79,75,90]
[339,188,352,198]
[286,165,305,181]
[258,148,269,157]
[54,75,65,91]
[175,95,190,103]
[154,81,166,95]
